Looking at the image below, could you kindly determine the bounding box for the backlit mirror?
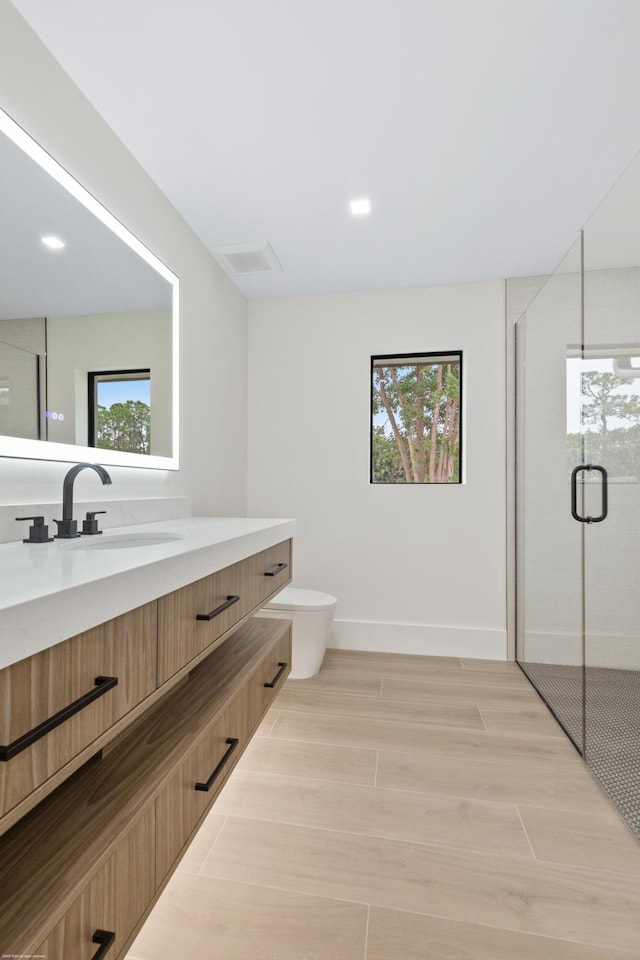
[0,107,179,469]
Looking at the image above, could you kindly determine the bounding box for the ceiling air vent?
[215,241,282,276]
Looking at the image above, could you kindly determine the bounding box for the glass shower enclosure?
[515,153,640,837]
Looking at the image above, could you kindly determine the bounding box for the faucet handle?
[82,510,107,536]
[16,516,54,544]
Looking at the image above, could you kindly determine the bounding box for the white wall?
[46,309,172,456]
[0,1,248,530]
[248,282,507,659]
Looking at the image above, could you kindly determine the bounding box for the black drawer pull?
[265,562,288,577]
[264,662,288,688]
[0,676,118,762]
[91,929,116,960]
[195,737,239,792]
[196,594,240,621]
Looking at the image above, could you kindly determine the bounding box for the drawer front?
[155,684,250,884]
[0,603,157,817]
[157,561,244,684]
[34,807,155,960]
[245,624,292,734]
[244,539,292,611]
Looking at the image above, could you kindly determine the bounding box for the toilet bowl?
[256,586,337,679]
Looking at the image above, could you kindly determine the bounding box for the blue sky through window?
[97,377,150,409]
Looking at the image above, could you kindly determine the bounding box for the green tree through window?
[371,353,461,484]
[97,399,150,456]
[89,369,151,455]
[566,363,640,480]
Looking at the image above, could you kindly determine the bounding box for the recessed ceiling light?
[348,196,373,217]
[41,235,65,250]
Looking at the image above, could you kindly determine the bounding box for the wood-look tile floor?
[127,651,640,960]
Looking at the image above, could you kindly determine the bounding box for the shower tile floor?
[127,650,640,960]
[521,661,640,840]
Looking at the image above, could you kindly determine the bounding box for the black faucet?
[54,462,112,539]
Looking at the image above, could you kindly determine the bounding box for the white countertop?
[0,516,295,670]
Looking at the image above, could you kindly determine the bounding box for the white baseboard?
[330,618,508,660]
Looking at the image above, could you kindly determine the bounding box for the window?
[371,352,462,484]
[88,369,151,455]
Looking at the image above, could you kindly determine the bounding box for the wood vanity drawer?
[155,684,250,883]
[245,539,292,610]
[157,561,244,683]
[156,541,291,685]
[245,622,292,731]
[0,602,157,818]
[33,808,155,960]
[0,614,292,957]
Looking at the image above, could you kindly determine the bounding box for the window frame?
[370,350,463,485]
[88,368,151,451]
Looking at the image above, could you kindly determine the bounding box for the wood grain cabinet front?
[33,809,156,960]
[154,617,291,884]
[155,684,250,883]
[0,539,293,959]
[245,621,292,733]
[156,539,292,685]
[244,539,292,611]
[0,602,157,818]
[157,560,243,684]
[0,618,291,959]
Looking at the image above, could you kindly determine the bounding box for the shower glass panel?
[517,147,640,838]
[581,156,640,832]
[515,237,585,750]
[0,339,40,440]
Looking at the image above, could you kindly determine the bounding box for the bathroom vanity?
[0,517,294,959]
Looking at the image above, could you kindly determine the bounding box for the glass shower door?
[515,237,586,751]
[580,159,640,832]
[516,146,640,838]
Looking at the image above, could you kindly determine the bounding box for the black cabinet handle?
[264,662,288,688]
[91,929,116,960]
[0,676,118,762]
[571,464,608,523]
[196,595,240,621]
[265,562,288,577]
[195,737,239,792]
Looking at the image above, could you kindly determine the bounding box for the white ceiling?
[10,0,640,299]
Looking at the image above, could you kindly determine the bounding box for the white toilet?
[256,586,337,679]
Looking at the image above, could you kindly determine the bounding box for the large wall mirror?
[0,107,179,470]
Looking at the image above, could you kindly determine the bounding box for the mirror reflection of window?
[88,369,151,456]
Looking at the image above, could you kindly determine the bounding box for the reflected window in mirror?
[0,106,179,469]
[88,369,151,456]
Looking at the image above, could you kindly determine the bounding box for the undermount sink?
[64,532,184,550]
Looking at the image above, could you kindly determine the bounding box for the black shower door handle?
[571,464,608,523]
